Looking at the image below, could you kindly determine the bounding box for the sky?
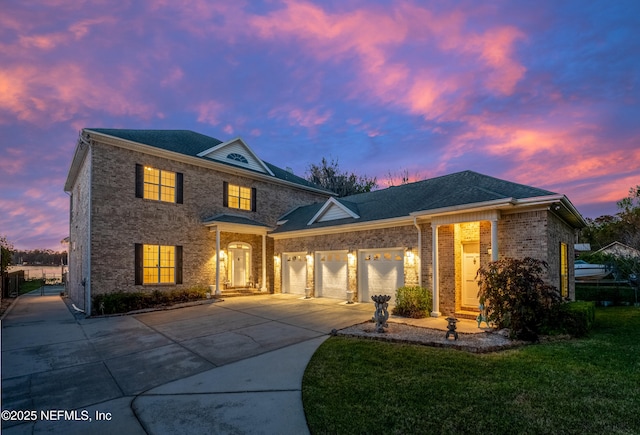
[1,0,639,251]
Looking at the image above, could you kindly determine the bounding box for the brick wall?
[68,147,92,310]
[69,139,328,303]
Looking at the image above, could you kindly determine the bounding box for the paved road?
[1,288,373,434]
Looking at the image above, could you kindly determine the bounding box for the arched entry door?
[228,242,251,287]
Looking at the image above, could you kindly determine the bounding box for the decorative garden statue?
[371,294,391,332]
[445,317,459,340]
[477,303,490,328]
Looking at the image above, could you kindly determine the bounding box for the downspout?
[413,217,422,287]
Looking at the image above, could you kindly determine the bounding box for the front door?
[462,242,480,308]
[228,243,251,287]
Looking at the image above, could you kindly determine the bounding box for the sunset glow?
[1,0,638,250]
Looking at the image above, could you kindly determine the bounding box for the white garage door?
[316,251,348,299]
[359,249,404,304]
[283,253,307,295]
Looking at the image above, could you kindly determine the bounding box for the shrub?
[92,287,208,315]
[548,301,596,337]
[392,286,432,318]
[477,257,562,341]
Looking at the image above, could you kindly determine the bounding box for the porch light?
[306,251,313,261]
[219,250,226,260]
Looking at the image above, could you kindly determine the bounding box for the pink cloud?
[268,105,332,128]
[249,1,527,123]
[0,63,155,124]
[195,100,224,125]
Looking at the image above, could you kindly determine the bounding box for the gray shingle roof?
[202,214,271,228]
[86,128,331,193]
[272,171,558,233]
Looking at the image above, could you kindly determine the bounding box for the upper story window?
[223,181,256,212]
[144,167,175,202]
[136,164,183,204]
[227,153,248,164]
[229,184,251,210]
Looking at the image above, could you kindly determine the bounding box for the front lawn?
[302,307,640,434]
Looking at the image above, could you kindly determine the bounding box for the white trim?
[431,210,500,226]
[80,130,332,196]
[271,216,415,239]
[206,222,269,236]
[196,137,275,176]
[307,197,360,225]
[411,198,516,218]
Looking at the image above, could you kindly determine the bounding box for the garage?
[359,249,404,304]
[282,253,307,295]
[315,250,348,299]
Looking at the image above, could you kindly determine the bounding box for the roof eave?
[84,129,332,196]
[64,134,90,191]
[410,197,518,219]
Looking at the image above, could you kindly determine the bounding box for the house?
[64,129,586,316]
[595,241,640,259]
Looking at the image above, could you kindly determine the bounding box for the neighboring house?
[595,242,640,259]
[64,129,586,317]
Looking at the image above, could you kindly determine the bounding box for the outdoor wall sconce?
[405,247,414,260]
[219,251,226,260]
[306,251,313,261]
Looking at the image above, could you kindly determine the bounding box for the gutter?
[84,129,335,197]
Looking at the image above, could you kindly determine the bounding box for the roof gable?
[308,197,360,224]
[197,137,274,176]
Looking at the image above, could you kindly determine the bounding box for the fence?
[576,280,639,306]
[2,270,25,298]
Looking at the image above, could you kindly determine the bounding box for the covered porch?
[424,210,500,318]
[203,214,273,295]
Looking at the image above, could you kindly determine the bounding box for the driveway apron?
[1,290,372,434]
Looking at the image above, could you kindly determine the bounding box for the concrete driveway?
[1,288,373,434]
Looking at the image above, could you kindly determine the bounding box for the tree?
[305,157,377,197]
[579,185,640,251]
[1,235,14,275]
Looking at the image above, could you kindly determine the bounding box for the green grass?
[302,307,640,434]
[19,279,45,294]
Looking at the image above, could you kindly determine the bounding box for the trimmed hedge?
[92,287,208,315]
[392,286,432,318]
[549,301,596,337]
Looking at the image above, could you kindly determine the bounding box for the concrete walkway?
[1,289,373,434]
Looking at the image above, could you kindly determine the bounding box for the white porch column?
[431,224,441,317]
[491,219,499,262]
[215,227,221,295]
[261,234,267,292]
